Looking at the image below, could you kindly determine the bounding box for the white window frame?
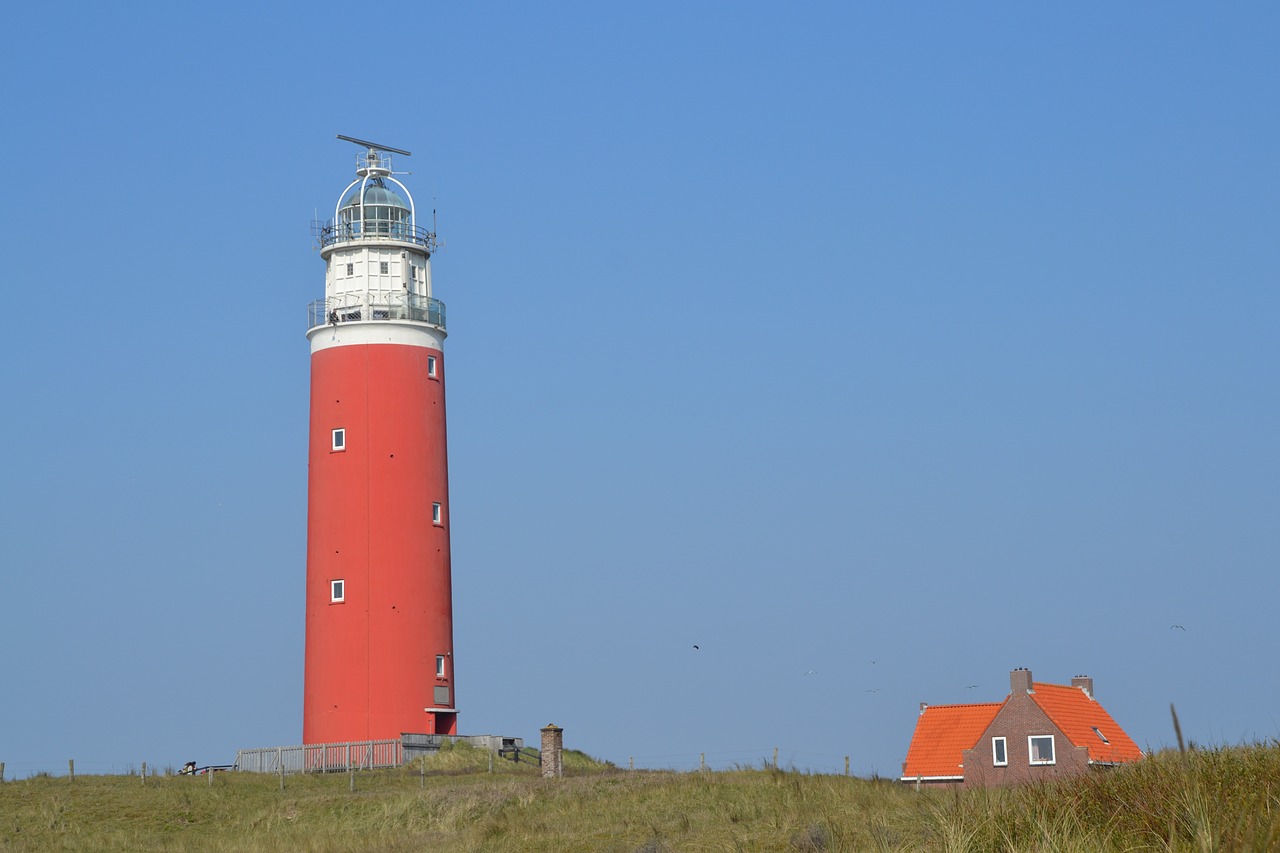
[332,428,346,451]
[427,355,437,378]
[436,655,446,678]
[1028,735,1056,765]
[380,260,389,274]
[346,262,354,277]
[432,502,443,525]
[1091,726,1110,744]
[330,579,345,603]
[992,736,1007,767]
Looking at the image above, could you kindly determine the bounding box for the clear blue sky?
[1,2,1276,778]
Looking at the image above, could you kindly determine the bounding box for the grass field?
[1,741,1277,851]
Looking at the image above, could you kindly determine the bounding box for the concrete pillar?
[540,724,563,779]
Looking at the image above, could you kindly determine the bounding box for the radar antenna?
[336,134,412,157]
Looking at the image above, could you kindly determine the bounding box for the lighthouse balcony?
[317,220,437,251]
[308,294,445,331]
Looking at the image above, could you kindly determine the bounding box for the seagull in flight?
[692,644,700,650]
[865,688,882,693]
[1170,625,1186,631]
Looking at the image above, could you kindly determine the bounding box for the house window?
[331,579,345,603]
[436,655,446,678]
[427,355,437,377]
[432,502,442,524]
[992,737,1007,766]
[380,261,389,274]
[332,428,346,451]
[1029,735,1055,765]
[1091,727,1110,744]
[346,263,354,276]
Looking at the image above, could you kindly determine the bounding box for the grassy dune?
[1,742,1278,851]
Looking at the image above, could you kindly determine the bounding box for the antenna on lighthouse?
[336,135,412,156]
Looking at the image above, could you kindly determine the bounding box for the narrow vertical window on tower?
[380,261,389,274]
[331,579,345,603]
[436,655,446,678]
[432,502,443,525]
[332,428,346,451]
[346,262,354,276]
[427,356,437,378]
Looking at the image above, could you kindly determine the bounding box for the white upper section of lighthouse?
[307,137,446,352]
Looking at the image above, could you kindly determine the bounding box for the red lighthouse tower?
[303,137,457,743]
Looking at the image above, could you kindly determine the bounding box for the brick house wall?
[961,668,1091,788]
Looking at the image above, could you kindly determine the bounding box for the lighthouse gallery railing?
[308,294,445,331]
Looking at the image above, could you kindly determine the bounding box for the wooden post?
[141,761,147,785]
[421,759,426,788]
[348,766,354,792]
[844,756,850,776]
[629,756,634,771]
[700,753,705,772]
[278,753,285,792]
[1,762,5,783]
[69,759,74,782]
[208,767,214,787]
[773,747,778,770]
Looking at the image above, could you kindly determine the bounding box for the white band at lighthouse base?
[308,321,446,353]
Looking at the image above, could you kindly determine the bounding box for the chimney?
[540,723,564,779]
[1072,675,1094,699]
[919,702,929,714]
[1010,667,1034,694]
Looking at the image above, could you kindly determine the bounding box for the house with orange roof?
[901,668,1143,787]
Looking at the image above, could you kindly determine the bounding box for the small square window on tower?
[332,428,346,451]
[427,355,437,378]
[331,579,345,603]
[380,261,389,274]
[432,502,443,525]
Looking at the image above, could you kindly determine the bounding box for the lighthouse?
[303,137,457,743]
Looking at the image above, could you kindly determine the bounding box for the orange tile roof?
[901,703,1002,779]
[1030,683,1143,764]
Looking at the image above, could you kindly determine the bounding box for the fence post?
[1,762,5,783]
[421,759,426,788]
[773,747,779,770]
[208,766,214,787]
[279,752,285,792]
[629,757,634,771]
[69,759,74,782]
[700,753,705,772]
[348,766,354,792]
[845,756,850,776]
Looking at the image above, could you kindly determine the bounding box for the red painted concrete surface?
[303,342,456,743]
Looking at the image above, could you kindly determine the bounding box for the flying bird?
[803,670,818,676]
[692,645,700,650]
[965,684,980,689]
[1170,625,1185,631]
[865,688,882,693]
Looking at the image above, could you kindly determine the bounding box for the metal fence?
[307,295,446,331]
[234,734,507,775]
[235,739,404,774]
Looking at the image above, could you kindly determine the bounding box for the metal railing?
[234,734,493,775]
[318,221,438,251]
[235,739,404,774]
[308,294,445,331]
